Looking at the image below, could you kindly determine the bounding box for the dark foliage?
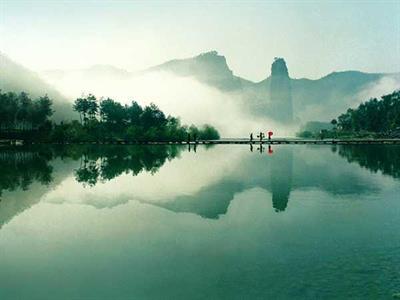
[0,147,53,196]
[297,90,400,138]
[337,145,400,179]
[66,95,220,142]
[0,90,53,134]
[72,145,182,186]
[0,92,220,142]
[335,90,400,134]
[0,145,184,196]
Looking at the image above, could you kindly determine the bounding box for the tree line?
[333,90,400,133]
[298,90,400,138]
[0,91,220,142]
[0,90,53,132]
[61,94,219,142]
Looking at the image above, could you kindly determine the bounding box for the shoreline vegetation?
[0,91,220,143]
[1,143,399,198]
[1,90,399,145]
[297,90,400,139]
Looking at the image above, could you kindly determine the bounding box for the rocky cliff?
[147,51,251,91]
[269,58,293,123]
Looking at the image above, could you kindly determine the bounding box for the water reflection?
[0,145,184,194]
[0,144,399,227]
[143,145,392,218]
[270,147,293,212]
[1,144,399,300]
[336,145,400,179]
[0,147,53,196]
[74,145,182,186]
[0,145,184,229]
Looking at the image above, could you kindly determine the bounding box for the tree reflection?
[336,145,400,179]
[1,144,398,222]
[0,145,184,195]
[75,161,100,187]
[0,147,53,197]
[73,145,183,186]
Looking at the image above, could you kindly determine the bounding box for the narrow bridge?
[1,138,400,146]
[65,138,400,145]
[199,138,400,145]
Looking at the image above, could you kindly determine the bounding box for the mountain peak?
[194,50,229,68]
[195,50,224,61]
[271,57,289,77]
[147,50,241,90]
[197,50,219,57]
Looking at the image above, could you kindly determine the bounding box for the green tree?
[16,92,32,130]
[140,103,167,130]
[2,91,221,142]
[31,95,53,129]
[198,124,220,140]
[99,98,126,125]
[336,90,399,133]
[86,94,98,121]
[73,97,90,124]
[126,100,143,125]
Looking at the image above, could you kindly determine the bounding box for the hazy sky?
[1,0,399,81]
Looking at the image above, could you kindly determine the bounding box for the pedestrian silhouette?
[257,144,264,153]
[257,132,264,142]
[268,131,273,141]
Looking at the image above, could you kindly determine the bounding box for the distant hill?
[42,64,132,81]
[0,53,77,121]
[145,51,253,91]
[290,71,399,121]
[37,50,400,124]
[145,51,400,122]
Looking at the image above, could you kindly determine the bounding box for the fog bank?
[42,70,294,137]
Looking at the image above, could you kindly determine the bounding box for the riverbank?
[1,138,400,146]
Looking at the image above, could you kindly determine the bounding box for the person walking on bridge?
[268,131,273,141]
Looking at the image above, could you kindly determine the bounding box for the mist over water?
[1,46,395,138]
[39,55,399,138]
[42,70,294,137]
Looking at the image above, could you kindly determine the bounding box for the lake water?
[0,144,399,299]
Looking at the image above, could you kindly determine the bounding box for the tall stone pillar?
[269,58,293,123]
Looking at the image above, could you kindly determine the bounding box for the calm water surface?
[0,144,399,299]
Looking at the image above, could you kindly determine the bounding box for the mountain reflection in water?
[1,144,399,229]
[1,144,399,300]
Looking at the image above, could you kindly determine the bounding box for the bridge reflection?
[0,144,398,226]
